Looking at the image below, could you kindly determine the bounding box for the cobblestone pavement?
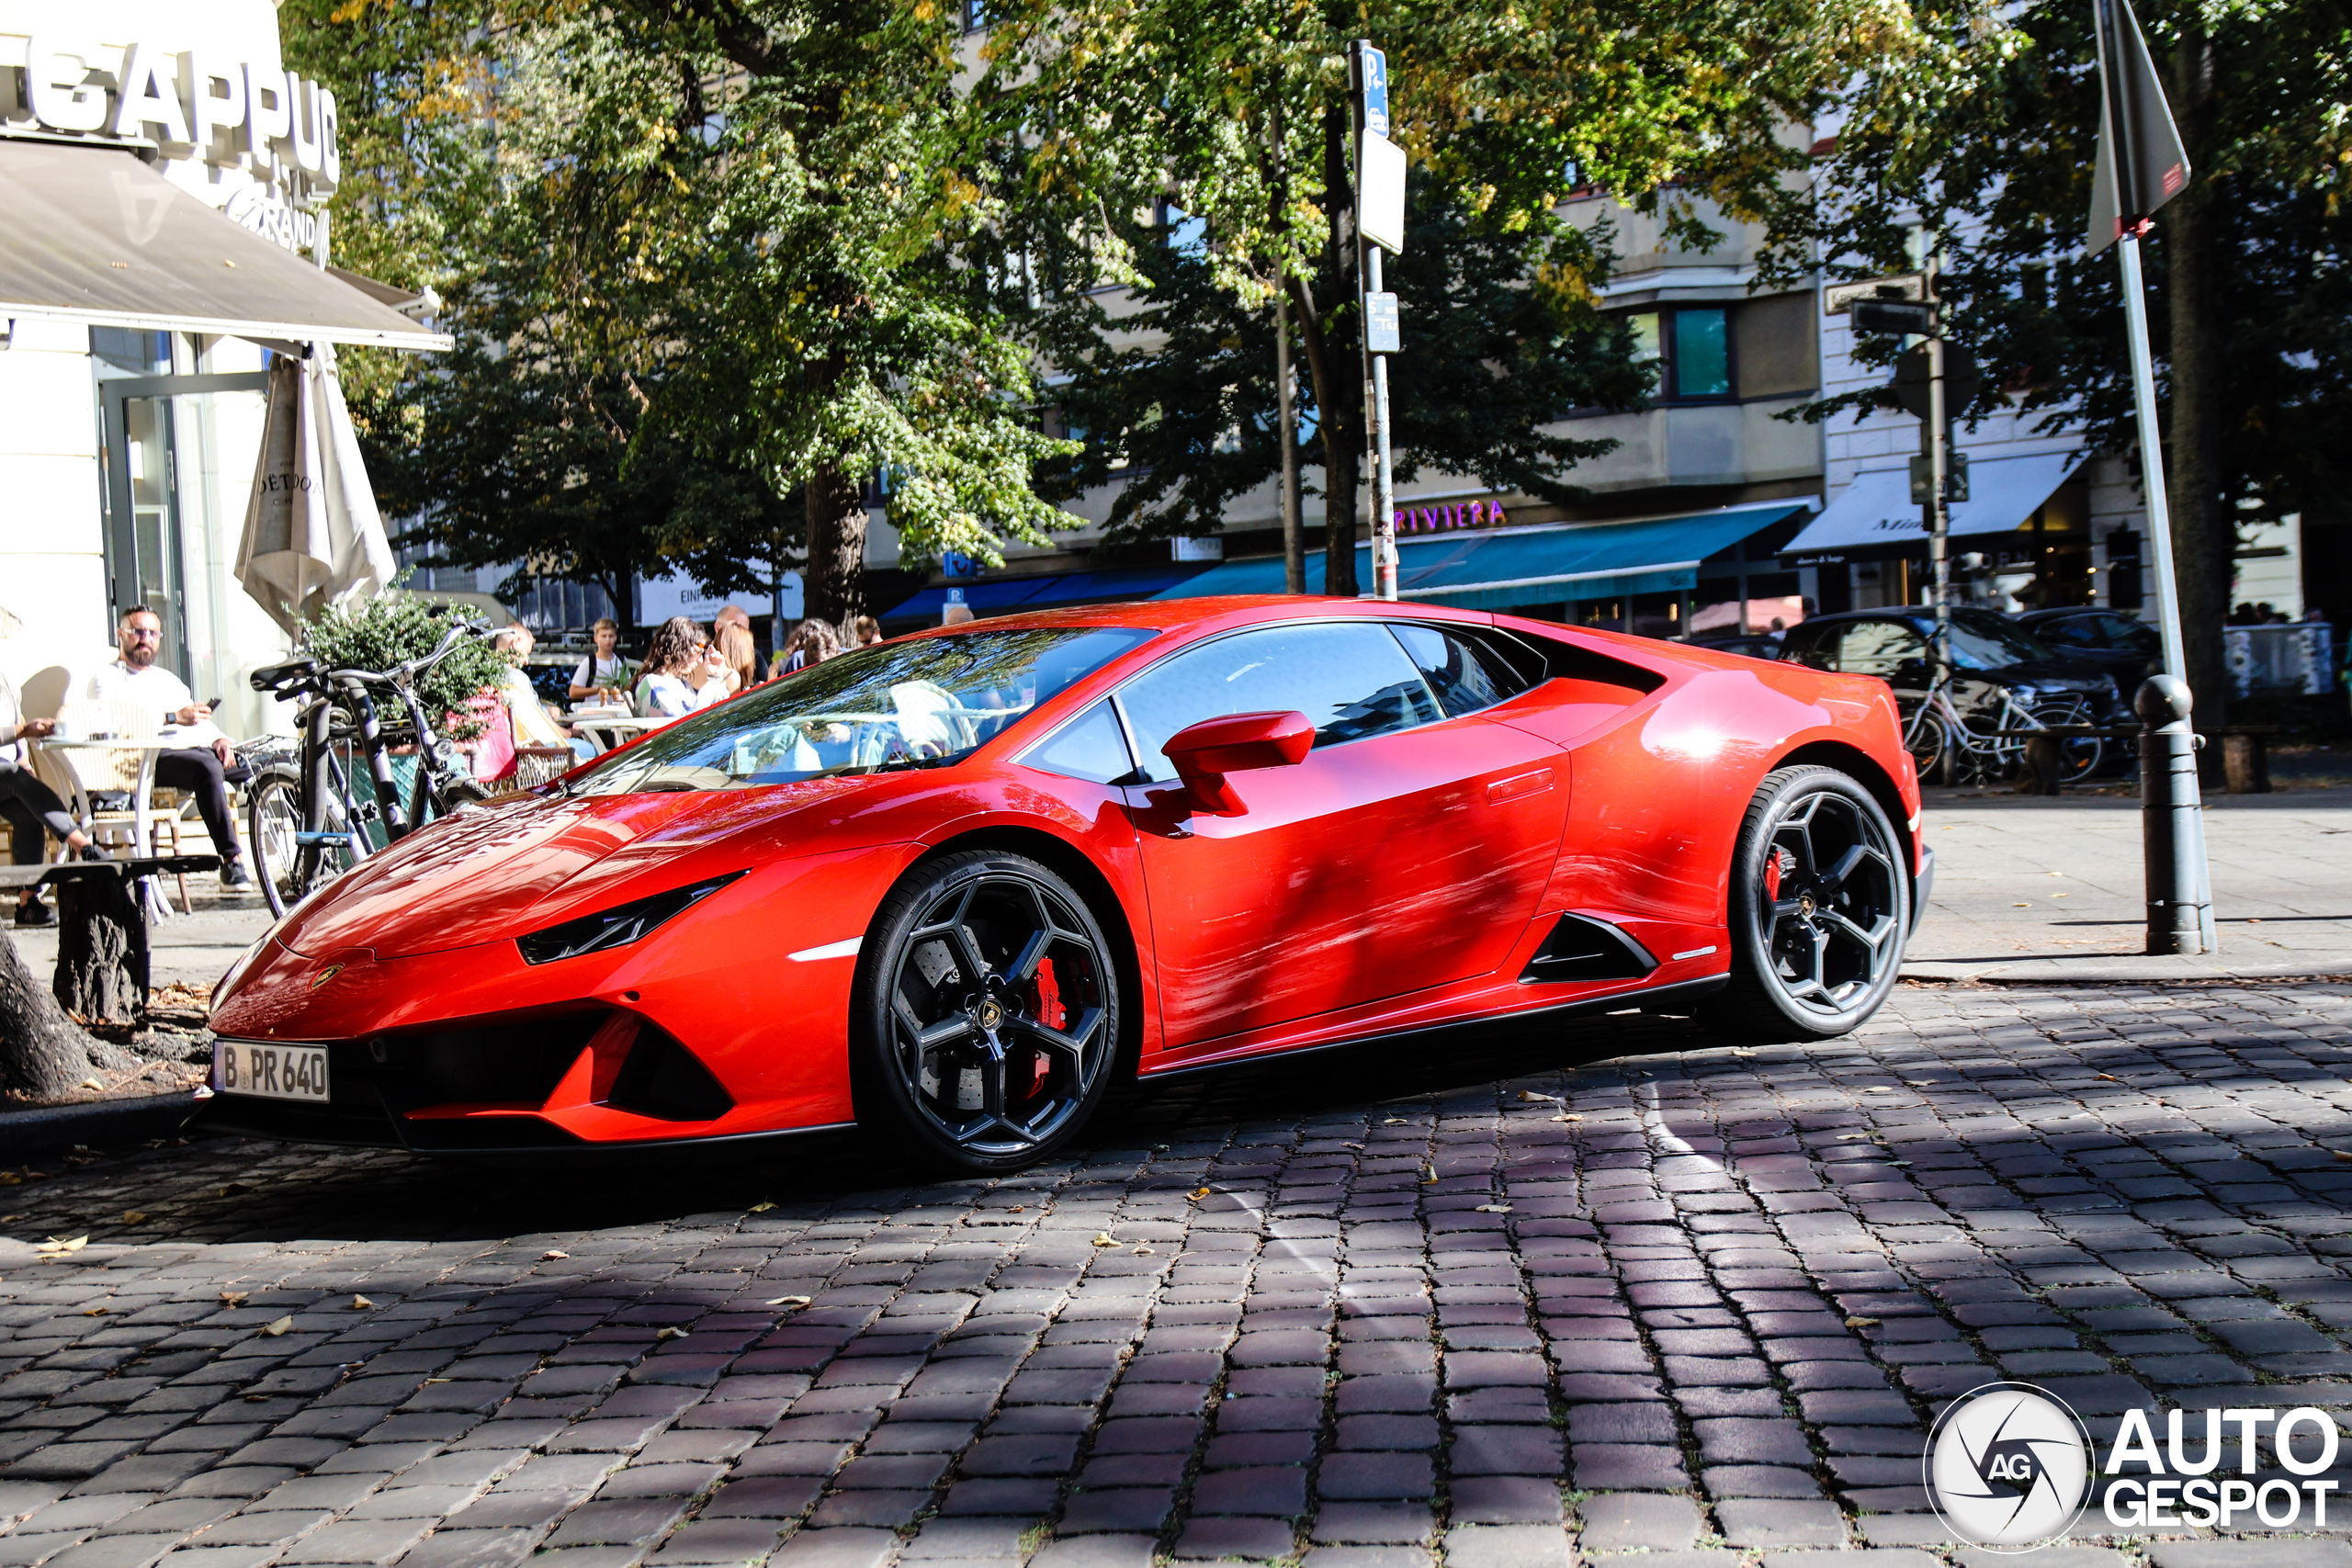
[9,983,2352,1568]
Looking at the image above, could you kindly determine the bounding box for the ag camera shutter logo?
[1925,1382,2093,1551]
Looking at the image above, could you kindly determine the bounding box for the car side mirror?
[1161,710,1314,815]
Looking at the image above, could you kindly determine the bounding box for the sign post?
[1351,40,1406,600]
[2087,0,2214,954]
[1846,277,1961,713]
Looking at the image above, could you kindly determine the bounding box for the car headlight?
[517,870,748,965]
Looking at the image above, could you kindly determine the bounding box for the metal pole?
[1366,247,1397,601]
[1278,288,1304,594]
[1925,256,1951,673]
[2116,230,2215,953]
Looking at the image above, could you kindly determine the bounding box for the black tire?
[1702,765,1910,1043]
[851,851,1125,1173]
[248,764,304,919]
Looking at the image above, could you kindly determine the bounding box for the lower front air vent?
[1520,914,1657,984]
[606,1026,735,1122]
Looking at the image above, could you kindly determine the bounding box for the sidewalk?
[1905,782,2352,982]
[9,879,272,988]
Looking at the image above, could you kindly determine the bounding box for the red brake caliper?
[1763,850,1783,901]
[1027,959,1065,1098]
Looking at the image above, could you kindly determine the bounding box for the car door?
[1116,619,1566,1052]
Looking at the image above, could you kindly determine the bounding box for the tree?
[987,0,1905,592]
[1035,174,1653,539]
[1,925,131,1103]
[1771,0,2352,728]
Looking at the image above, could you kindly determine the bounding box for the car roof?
[881,594,1498,643]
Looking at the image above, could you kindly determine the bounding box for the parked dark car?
[2015,606,2161,685]
[1780,606,2134,782]
[1680,632,1785,660]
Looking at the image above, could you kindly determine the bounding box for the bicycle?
[244,619,501,919]
[1901,672,2101,788]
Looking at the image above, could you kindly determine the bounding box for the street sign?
[1852,299,1935,337]
[1910,451,1970,503]
[2088,0,2190,254]
[1363,291,1400,354]
[1894,344,1983,421]
[1358,131,1407,254]
[1353,42,1390,140]
[1823,273,1926,314]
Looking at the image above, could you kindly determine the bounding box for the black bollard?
[2135,675,2216,956]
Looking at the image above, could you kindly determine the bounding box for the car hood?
[274,778,884,960]
[1965,659,2113,690]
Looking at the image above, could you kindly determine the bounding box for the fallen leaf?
[1382,1116,1407,1125]
[1010,1205,1024,1213]
[766,1295,812,1309]
[77,1077,105,1091]
[1474,1203,1512,1214]
[1517,1090,1560,1103]
[35,1235,86,1255]
[1421,1167,1438,1184]
[220,1291,249,1306]
[655,1326,689,1341]
[0,1171,18,1186]
[218,1184,251,1197]
[1134,1246,1156,1255]
[1838,1133,1870,1141]
[541,1250,569,1260]
[2012,901,2032,908]
[121,1211,146,1224]
[2334,1150,2352,1163]
[351,1296,375,1310]
[1846,1316,1880,1329]
[1189,1188,1212,1201]
[423,1377,453,1384]
[258,1316,293,1337]
[1091,1233,1119,1247]
[1551,1113,1582,1122]
[2096,1074,2120,1082]
[82,1306,107,1315]
[749,1201,775,1213]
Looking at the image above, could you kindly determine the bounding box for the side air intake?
[1520,914,1657,984]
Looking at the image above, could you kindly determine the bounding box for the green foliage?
[301,589,512,741]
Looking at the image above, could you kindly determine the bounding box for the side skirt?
[1136,973,1730,1083]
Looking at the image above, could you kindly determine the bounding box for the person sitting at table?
[492,626,598,764]
[717,622,762,697]
[634,617,733,720]
[2,664,102,927]
[82,607,250,888]
[568,617,630,702]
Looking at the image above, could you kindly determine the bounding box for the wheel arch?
[1767,739,1919,886]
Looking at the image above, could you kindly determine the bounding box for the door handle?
[1486,768,1555,805]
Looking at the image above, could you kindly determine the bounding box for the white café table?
[569,710,666,751]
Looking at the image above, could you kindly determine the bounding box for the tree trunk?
[0,922,121,1101]
[804,464,868,636]
[1318,100,1361,598]
[53,873,149,1025]
[2165,22,2230,736]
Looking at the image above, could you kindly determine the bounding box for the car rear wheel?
[853,851,1125,1173]
[1702,765,1909,1042]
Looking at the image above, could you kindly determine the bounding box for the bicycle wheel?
[247,765,304,919]
[2030,703,2103,785]
[1904,706,1951,783]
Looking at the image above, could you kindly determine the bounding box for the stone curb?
[1904,960,2352,985]
[0,1088,201,1156]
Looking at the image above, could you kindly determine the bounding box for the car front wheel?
[1702,765,1909,1042]
[852,851,1125,1173]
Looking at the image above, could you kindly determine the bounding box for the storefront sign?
[1393,497,1507,534]
[2,33,339,247]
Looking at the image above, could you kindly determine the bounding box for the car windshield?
[1931,609,2059,671]
[567,626,1158,795]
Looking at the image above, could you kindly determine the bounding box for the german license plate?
[213,1040,331,1102]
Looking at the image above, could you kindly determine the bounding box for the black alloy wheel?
[854,851,1124,1172]
[1702,765,1909,1042]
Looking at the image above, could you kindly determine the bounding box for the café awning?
[1155,502,1811,609]
[1781,451,2082,558]
[0,140,451,351]
[881,563,1212,622]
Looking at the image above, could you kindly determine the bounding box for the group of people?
[0,604,889,927]
[4,605,255,926]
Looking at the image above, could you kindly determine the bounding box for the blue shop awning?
[1154,502,1810,610]
[880,562,1212,622]
[1781,452,2082,557]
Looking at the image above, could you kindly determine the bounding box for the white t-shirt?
[637,671,726,719]
[83,660,229,749]
[571,653,628,693]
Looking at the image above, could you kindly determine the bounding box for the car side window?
[1778,624,1833,671]
[1832,621,1928,676]
[1019,700,1136,785]
[2096,614,2160,653]
[2037,617,2098,648]
[1115,622,1443,784]
[1389,624,1533,717]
